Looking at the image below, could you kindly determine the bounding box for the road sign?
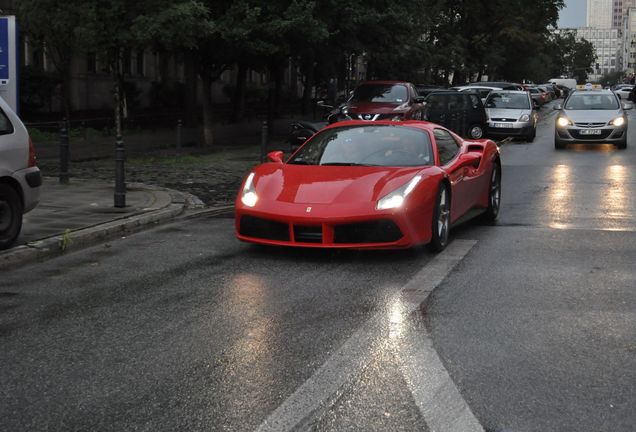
[0,16,18,114]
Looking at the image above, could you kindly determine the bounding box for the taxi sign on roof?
[576,83,602,90]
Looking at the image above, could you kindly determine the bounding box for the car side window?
[433,129,460,165]
[469,94,480,109]
[0,109,13,135]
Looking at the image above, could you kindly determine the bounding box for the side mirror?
[554,104,563,110]
[459,152,481,169]
[267,150,284,164]
[623,103,633,110]
[414,96,426,104]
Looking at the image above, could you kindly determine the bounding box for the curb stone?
[0,185,208,272]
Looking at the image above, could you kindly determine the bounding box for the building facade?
[588,0,614,28]
[555,27,621,81]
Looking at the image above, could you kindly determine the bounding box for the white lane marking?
[395,240,484,432]
[256,240,479,432]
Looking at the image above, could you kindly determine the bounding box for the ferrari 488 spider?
[235,120,501,251]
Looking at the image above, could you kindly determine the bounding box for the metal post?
[59,119,69,184]
[114,134,126,208]
[176,119,182,156]
[260,120,268,163]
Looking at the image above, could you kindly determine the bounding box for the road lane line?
[395,240,485,432]
[255,239,479,432]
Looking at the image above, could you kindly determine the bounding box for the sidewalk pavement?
[0,176,223,272]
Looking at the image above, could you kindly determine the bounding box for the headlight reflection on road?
[548,164,572,229]
[389,299,406,339]
[602,165,630,229]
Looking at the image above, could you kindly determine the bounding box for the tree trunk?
[184,51,199,127]
[201,73,214,147]
[301,54,315,115]
[231,62,247,123]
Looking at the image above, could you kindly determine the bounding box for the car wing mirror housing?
[554,103,563,110]
[623,103,633,110]
[267,150,285,163]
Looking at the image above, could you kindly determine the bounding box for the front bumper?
[487,121,533,136]
[555,125,627,143]
[235,200,434,250]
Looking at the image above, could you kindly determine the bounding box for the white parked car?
[0,97,41,249]
[485,90,538,142]
[614,85,633,100]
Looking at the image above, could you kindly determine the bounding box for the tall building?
[613,0,636,27]
[555,27,621,81]
[588,0,614,28]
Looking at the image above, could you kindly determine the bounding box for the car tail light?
[541,94,546,100]
[28,137,37,167]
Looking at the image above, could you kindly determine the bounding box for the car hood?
[486,108,530,120]
[251,164,428,204]
[347,102,406,114]
[562,109,623,123]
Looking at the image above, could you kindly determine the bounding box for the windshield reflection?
[288,125,433,167]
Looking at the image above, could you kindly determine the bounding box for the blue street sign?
[0,18,9,82]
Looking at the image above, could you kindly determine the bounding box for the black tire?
[526,127,536,142]
[468,124,484,139]
[554,135,565,150]
[0,183,23,250]
[481,163,501,223]
[428,183,451,252]
[615,137,627,149]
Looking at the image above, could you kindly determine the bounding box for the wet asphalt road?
[2,102,636,431]
[427,106,636,431]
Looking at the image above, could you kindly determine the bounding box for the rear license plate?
[579,129,602,135]
[493,123,513,128]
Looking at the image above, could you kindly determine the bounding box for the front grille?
[351,113,380,121]
[294,225,323,243]
[334,220,403,244]
[569,129,612,140]
[488,128,522,135]
[574,122,606,128]
[239,216,290,241]
[490,118,518,122]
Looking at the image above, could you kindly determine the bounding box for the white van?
[0,97,41,249]
[549,78,577,90]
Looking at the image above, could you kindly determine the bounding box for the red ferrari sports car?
[235,120,501,251]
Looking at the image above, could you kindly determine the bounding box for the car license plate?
[579,129,602,135]
[494,123,512,128]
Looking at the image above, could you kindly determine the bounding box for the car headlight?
[241,172,258,207]
[519,114,530,122]
[557,117,572,127]
[610,116,625,127]
[376,175,422,210]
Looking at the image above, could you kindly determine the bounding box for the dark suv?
[423,91,488,139]
[339,81,426,121]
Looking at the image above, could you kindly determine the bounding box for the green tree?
[18,0,88,119]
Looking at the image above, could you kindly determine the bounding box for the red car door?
[433,128,472,221]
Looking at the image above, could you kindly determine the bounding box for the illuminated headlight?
[610,116,625,127]
[557,117,572,127]
[519,114,530,122]
[241,172,258,207]
[376,175,422,210]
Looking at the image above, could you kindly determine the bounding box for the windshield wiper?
[289,160,314,165]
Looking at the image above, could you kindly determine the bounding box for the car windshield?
[288,125,433,167]
[565,94,619,110]
[351,84,408,103]
[486,93,530,109]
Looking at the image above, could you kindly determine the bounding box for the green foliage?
[59,229,72,252]
[19,66,60,115]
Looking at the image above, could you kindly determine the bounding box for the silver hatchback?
[485,90,538,141]
[0,97,41,249]
[554,90,631,149]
